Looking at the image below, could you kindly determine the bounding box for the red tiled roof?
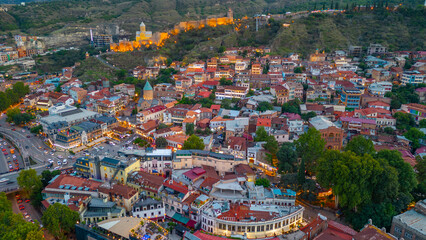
[257,118,271,127]
[45,174,102,191]
[218,204,279,222]
[183,167,206,180]
[163,179,188,194]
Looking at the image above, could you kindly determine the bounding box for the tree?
[345,136,375,156]
[415,156,426,183]
[264,135,278,155]
[394,112,416,130]
[277,143,297,173]
[255,178,270,188]
[301,111,316,121]
[17,169,42,198]
[282,99,300,114]
[419,119,426,128]
[219,77,233,86]
[42,203,79,239]
[158,123,168,130]
[0,193,44,240]
[376,150,417,195]
[182,135,205,150]
[185,123,195,135]
[294,67,303,73]
[131,108,138,115]
[404,128,425,150]
[297,159,306,186]
[254,126,268,142]
[30,125,43,134]
[384,127,395,135]
[41,170,61,187]
[256,101,273,112]
[280,173,298,190]
[221,99,232,109]
[294,128,325,172]
[317,151,382,210]
[155,137,168,149]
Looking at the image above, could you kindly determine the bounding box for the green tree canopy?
[155,137,168,149]
[42,203,79,239]
[301,111,316,121]
[182,135,205,150]
[219,77,233,86]
[394,112,416,130]
[404,128,425,150]
[255,178,270,188]
[41,170,61,187]
[317,151,382,210]
[375,150,417,194]
[264,135,279,155]
[17,169,42,198]
[277,143,298,173]
[295,127,325,172]
[345,135,375,156]
[0,193,44,240]
[185,123,195,135]
[256,101,274,112]
[254,126,268,142]
[416,156,426,183]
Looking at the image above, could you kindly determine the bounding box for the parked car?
[19,205,25,210]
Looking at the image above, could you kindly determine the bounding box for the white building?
[132,198,165,221]
[368,81,393,97]
[200,198,303,238]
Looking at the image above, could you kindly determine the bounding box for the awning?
[172,212,189,224]
[187,220,197,228]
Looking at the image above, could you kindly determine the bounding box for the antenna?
[90,29,94,46]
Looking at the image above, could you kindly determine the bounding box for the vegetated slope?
[271,8,426,56]
[1,0,424,35]
[0,11,18,31]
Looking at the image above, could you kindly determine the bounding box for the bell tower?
[227,8,233,20]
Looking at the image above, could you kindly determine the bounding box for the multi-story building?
[126,171,165,198]
[401,103,426,123]
[93,34,113,47]
[340,87,362,109]
[132,198,165,221]
[153,83,181,99]
[159,179,190,215]
[251,63,262,75]
[391,199,426,240]
[368,81,393,97]
[97,157,140,183]
[310,116,344,150]
[200,200,304,238]
[140,149,173,175]
[98,182,139,212]
[137,105,166,123]
[401,71,425,85]
[215,86,248,100]
[69,87,87,104]
[173,150,245,174]
[367,43,387,55]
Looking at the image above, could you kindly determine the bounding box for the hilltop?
[0,0,424,39]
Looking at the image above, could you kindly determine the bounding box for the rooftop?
[97,217,141,239]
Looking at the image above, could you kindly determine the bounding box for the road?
[94,55,119,70]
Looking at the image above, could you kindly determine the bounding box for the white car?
[54,166,60,170]
[57,161,62,166]
[62,159,68,165]
[12,155,16,159]
[48,159,54,164]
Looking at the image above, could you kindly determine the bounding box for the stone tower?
[227,8,233,20]
[140,22,146,33]
[143,80,153,100]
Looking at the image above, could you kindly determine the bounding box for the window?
[404,232,412,239]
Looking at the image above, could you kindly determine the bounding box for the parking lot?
[8,191,42,226]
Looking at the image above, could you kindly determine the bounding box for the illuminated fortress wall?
[111,9,233,52]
